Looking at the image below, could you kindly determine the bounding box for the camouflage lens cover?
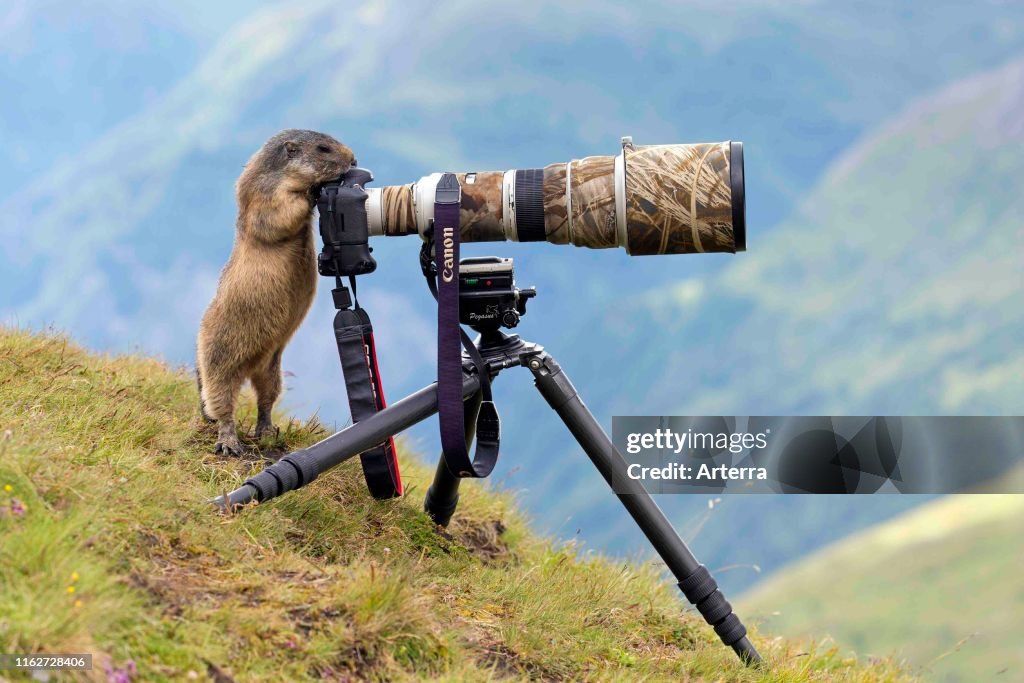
[624,142,738,255]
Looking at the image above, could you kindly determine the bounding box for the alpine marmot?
[197,129,354,455]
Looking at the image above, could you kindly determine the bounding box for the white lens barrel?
[613,150,628,252]
[502,169,517,241]
[366,187,384,236]
[413,173,443,239]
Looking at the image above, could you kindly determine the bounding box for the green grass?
[0,327,914,681]
[739,495,1024,683]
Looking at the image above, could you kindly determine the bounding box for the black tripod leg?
[212,373,481,510]
[525,351,762,666]
[424,390,482,526]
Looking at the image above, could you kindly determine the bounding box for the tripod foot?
[424,486,460,526]
[424,446,462,527]
[678,564,762,665]
[732,636,763,666]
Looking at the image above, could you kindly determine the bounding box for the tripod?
[214,324,762,666]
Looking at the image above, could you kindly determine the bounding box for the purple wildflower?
[104,660,137,683]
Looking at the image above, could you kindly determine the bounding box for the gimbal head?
[316,167,377,278]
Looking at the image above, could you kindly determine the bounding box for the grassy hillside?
[739,495,1024,682]
[0,327,914,682]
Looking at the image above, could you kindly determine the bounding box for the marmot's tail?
[196,367,215,423]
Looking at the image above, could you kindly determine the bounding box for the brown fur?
[197,129,354,455]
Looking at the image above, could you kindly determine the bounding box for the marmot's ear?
[284,140,300,158]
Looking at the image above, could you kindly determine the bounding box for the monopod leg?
[525,351,762,666]
[424,390,482,526]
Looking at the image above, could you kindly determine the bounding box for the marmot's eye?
[317,145,331,153]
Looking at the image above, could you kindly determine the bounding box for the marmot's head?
[258,129,355,188]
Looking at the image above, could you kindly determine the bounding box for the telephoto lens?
[364,136,745,256]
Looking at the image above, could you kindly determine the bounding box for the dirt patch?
[122,528,250,618]
[474,639,561,681]
[312,644,384,682]
[286,603,344,638]
[125,555,229,618]
[284,605,391,680]
[447,518,509,563]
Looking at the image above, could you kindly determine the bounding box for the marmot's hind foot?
[254,421,278,441]
[214,436,244,457]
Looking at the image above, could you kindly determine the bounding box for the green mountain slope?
[739,495,1024,682]
[0,328,914,681]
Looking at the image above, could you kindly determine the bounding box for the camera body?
[317,167,377,278]
[458,257,536,331]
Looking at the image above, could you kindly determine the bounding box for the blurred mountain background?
[2,1,1022,678]
[740,494,1024,682]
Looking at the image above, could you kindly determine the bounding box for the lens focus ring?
[514,168,545,242]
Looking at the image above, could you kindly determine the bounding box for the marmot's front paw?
[214,432,244,457]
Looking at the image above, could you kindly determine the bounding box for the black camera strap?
[431,173,501,478]
[332,276,404,499]
[317,172,402,500]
